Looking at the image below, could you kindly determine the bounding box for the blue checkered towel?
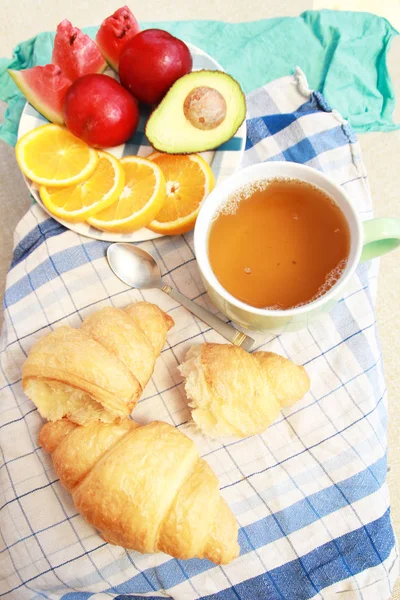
[0,70,398,599]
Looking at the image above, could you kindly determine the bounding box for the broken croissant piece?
[179,343,310,438]
[39,419,239,564]
[22,302,174,425]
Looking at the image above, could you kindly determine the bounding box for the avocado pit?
[183,86,227,131]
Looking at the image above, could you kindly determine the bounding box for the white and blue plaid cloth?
[0,71,398,599]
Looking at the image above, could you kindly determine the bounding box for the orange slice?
[39,151,125,222]
[146,152,215,235]
[16,124,98,187]
[87,156,166,233]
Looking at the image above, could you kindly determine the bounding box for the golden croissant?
[39,418,239,564]
[179,343,310,438]
[22,302,174,425]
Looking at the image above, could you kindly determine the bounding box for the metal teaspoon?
[107,243,255,352]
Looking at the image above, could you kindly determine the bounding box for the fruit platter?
[12,7,247,242]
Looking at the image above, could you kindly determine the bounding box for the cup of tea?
[194,162,400,332]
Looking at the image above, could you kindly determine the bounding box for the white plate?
[17,42,247,242]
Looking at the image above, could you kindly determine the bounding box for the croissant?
[179,343,310,438]
[22,302,174,425]
[38,419,239,564]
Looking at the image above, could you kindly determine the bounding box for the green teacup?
[194,162,400,333]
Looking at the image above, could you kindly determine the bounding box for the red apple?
[63,73,139,147]
[118,29,192,105]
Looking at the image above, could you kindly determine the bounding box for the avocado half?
[145,70,246,154]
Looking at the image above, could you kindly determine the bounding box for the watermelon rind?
[8,66,72,125]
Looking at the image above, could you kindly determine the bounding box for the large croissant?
[22,302,174,425]
[179,343,310,438]
[39,419,239,564]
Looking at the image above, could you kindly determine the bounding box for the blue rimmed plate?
[17,42,246,242]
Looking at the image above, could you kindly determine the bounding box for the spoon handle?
[160,284,255,352]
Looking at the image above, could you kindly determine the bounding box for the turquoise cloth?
[0,9,398,146]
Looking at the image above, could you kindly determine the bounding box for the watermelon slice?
[8,64,72,124]
[52,19,107,81]
[96,6,140,71]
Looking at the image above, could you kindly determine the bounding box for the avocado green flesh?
[145,70,246,154]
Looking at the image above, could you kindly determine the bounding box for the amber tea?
[208,178,351,310]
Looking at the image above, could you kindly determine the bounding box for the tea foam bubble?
[213,177,336,219]
[290,259,348,309]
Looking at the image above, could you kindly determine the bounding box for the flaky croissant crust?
[180,343,310,438]
[39,419,239,564]
[22,302,174,425]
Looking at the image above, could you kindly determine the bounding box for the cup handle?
[360,218,400,262]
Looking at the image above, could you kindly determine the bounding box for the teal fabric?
[0,9,398,146]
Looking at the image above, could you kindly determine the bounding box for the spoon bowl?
[107,243,162,290]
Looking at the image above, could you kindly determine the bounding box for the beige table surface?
[1,0,399,597]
